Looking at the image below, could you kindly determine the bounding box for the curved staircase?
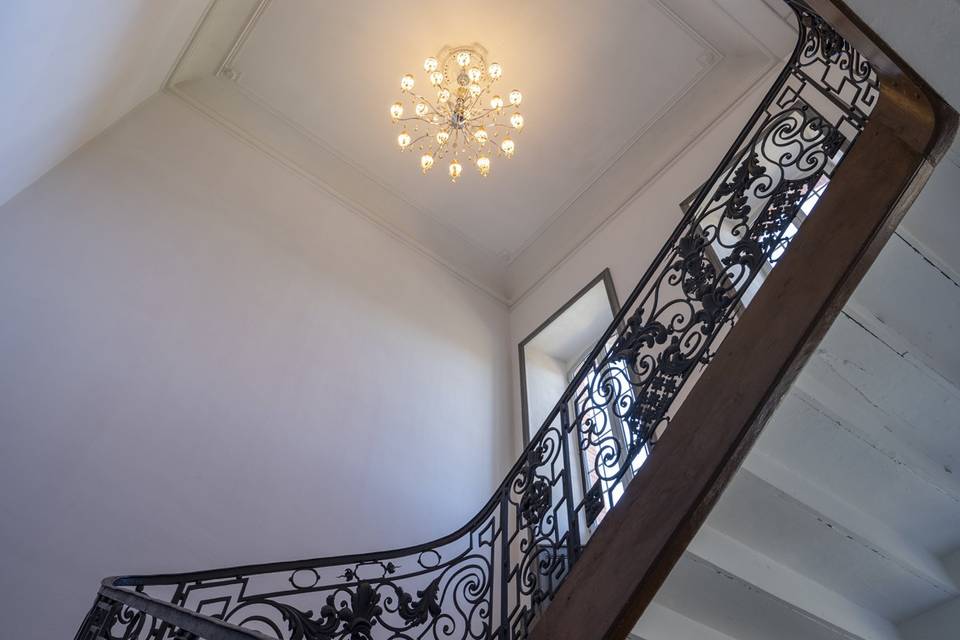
[73,2,957,639]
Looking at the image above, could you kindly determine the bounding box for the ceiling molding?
[506,62,782,309]
[160,0,216,90]
[165,0,788,306]
[505,0,783,302]
[168,78,511,305]
[229,77,508,266]
[219,0,721,266]
[166,0,269,88]
[501,0,723,265]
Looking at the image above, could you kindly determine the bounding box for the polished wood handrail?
[529,2,958,638]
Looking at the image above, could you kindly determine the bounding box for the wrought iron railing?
[76,3,879,639]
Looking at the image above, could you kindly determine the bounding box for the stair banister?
[532,1,958,637]
[74,2,957,639]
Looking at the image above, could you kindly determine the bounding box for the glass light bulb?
[415,102,429,117]
[501,138,515,157]
[510,113,524,130]
[469,83,482,98]
[429,70,444,86]
[421,154,434,172]
[390,102,403,119]
[468,67,482,82]
[476,156,490,176]
[437,88,450,103]
[474,128,488,144]
[488,62,502,79]
[456,51,471,67]
[400,74,415,91]
[449,159,463,181]
[490,95,503,111]
[424,57,438,72]
[436,130,449,145]
[509,89,522,105]
[397,131,411,148]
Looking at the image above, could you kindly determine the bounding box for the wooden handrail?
[528,2,958,639]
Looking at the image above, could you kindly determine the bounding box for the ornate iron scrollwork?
[75,4,879,640]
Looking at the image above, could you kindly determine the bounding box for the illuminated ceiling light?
[421,154,434,173]
[389,45,525,182]
[476,156,490,176]
[449,159,463,181]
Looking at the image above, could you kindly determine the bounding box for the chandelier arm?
[408,91,445,115]
[466,107,499,121]
[395,116,435,124]
[406,133,433,148]
[465,85,491,113]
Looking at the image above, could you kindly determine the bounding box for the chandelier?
[390,44,524,182]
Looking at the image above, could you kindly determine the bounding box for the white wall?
[0,93,513,639]
[522,348,569,441]
[0,0,207,207]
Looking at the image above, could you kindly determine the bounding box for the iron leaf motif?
[397,577,442,626]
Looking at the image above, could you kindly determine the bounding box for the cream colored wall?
[0,93,513,639]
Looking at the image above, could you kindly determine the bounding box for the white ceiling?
[231,1,714,260]
[0,0,207,207]
[169,0,785,302]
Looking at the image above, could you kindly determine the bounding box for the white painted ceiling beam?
[630,602,742,640]
[714,398,959,620]
[686,525,902,640]
[742,449,957,600]
[898,595,960,640]
[704,466,952,621]
[651,547,888,640]
[790,316,960,554]
[848,230,960,391]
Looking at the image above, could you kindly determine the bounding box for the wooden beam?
[529,2,957,639]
